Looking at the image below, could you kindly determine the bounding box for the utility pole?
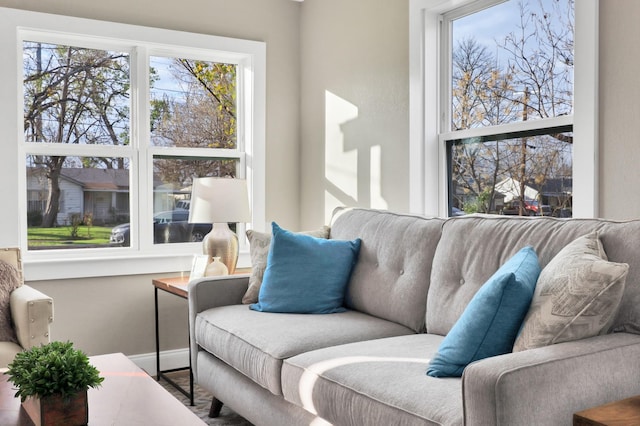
[519,87,529,216]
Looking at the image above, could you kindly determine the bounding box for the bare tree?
[23,42,130,227]
[450,0,574,214]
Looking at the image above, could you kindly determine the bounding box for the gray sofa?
[188,208,640,426]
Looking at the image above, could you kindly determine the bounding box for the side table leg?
[155,286,160,381]
[188,322,194,406]
[189,349,194,406]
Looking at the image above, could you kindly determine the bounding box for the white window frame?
[409,0,598,218]
[0,7,266,280]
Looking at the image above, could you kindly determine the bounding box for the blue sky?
[453,0,572,66]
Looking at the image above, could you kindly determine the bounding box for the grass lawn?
[28,225,112,247]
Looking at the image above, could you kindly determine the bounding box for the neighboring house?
[27,168,130,226]
[495,177,573,214]
[531,177,573,210]
[494,178,540,204]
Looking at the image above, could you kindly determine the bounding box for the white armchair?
[0,248,54,368]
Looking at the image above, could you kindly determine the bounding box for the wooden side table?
[574,395,640,425]
[152,269,250,406]
[152,276,194,405]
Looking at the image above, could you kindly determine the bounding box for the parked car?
[538,204,552,216]
[501,200,538,216]
[175,200,190,210]
[552,207,572,218]
[451,207,466,217]
[109,210,212,246]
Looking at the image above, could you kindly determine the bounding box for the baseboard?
[128,347,190,376]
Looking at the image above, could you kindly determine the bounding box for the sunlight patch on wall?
[324,91,358,222]
[370,145,388,210]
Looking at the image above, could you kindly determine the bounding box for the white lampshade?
[188,177,251,224]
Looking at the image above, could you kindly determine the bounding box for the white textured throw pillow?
[242,226,330,304]
[0,260,22,343]
[513,232,629,352]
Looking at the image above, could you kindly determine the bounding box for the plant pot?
[22,389,88,426]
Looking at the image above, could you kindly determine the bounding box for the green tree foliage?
[150,58,238,184]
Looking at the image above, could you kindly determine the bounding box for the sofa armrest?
[188,274,250,314]
[10,285,54,350]
[188,274,250,379]
[462,332,640,426]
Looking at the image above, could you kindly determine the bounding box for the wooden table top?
[152,269,252,299]
[152,276,191,298]
[0,352,205,426]
[574,395,640,426]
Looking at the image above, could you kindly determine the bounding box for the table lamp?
[188,177,251,275]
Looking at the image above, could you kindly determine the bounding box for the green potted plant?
[5,341,104,426]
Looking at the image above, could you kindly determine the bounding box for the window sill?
[24,251,251,282]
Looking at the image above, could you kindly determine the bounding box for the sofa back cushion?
[330,208,444,332]
[427,215,640,336]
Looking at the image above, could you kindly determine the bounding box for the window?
[0,8,266,279]
[445,0,574,217]
[409,0,597,218]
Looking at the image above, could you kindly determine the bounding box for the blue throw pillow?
[250,222,361,314]
[427,246,541,377]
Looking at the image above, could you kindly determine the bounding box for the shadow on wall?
[323,90,388,224]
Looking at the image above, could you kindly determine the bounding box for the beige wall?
[599,0,640,219]
[30,273,188,357]
[0,0,302,357]
[299,0,410,229]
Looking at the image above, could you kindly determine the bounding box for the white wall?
[598,0,640,219]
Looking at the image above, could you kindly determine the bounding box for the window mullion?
[148,147,243,159]
[23,143,134,158]
[440,115,574,143]
[132,46,151,251]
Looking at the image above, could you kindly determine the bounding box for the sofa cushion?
[243,225,331,304]
[0,260,21,343]
[427,215,640,336]
[330,208,445,332]
[282,334,463,426]
[427,246,540,377]
[513,232,628,351]
[194,305,415,395]
[250,222,361,314]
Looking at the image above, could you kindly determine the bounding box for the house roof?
[495,178,539,203]
[27,167,173,191]
[530,177,573,196]
[60,168,130,191]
